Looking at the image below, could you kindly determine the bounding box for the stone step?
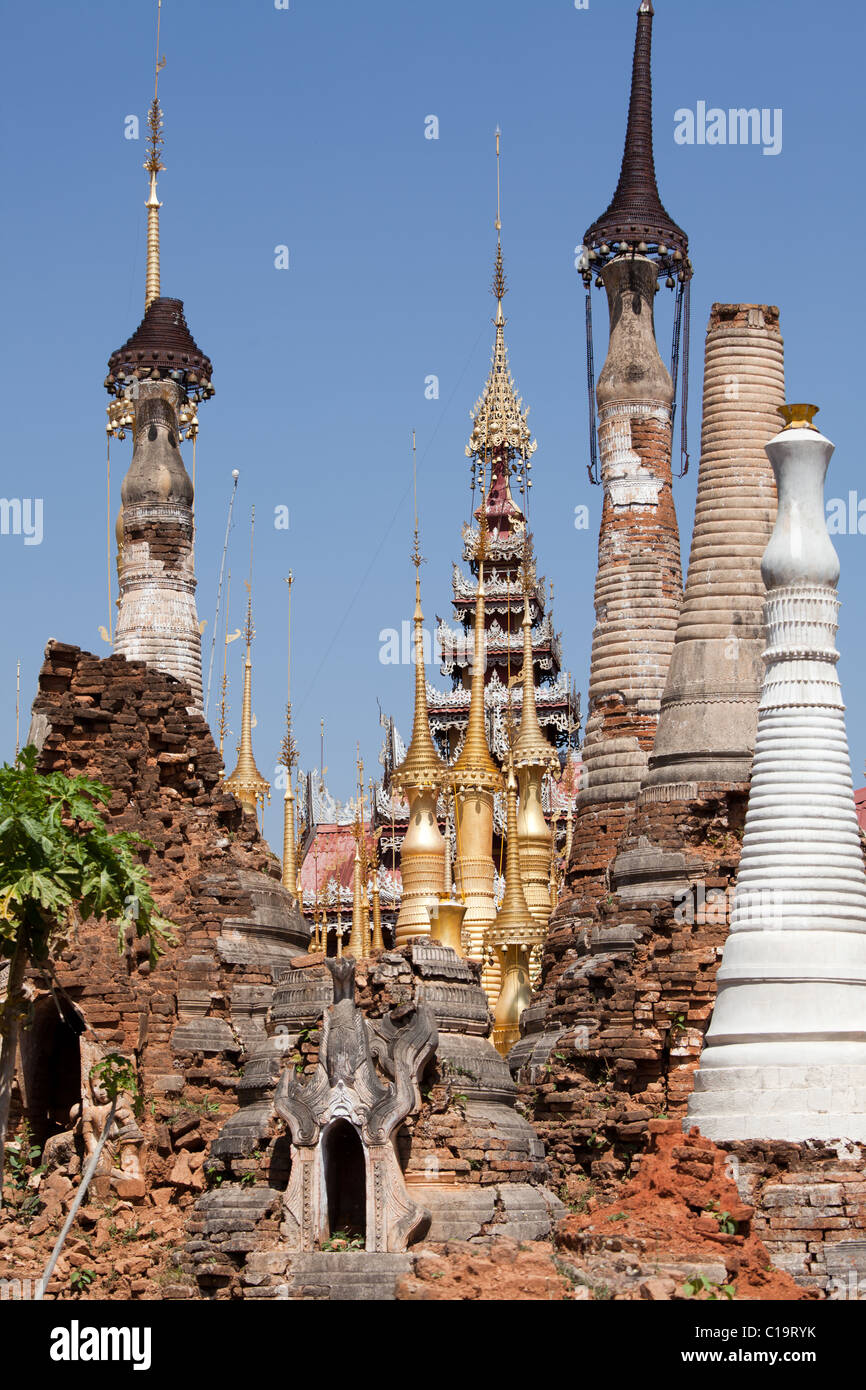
[288,1253,412,1302]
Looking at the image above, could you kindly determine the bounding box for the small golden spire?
[392,434,449,796]
[280,573,299,894]
[450,479,504,796]
[348,838,366,958]
[144,0,167,311]
[369,828,383,950]
[490,759,535,945]
[513,538,558,774]
[490,756,537,1054]
[224,511,270,820]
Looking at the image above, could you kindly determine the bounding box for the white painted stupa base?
[687,1062,866,1143]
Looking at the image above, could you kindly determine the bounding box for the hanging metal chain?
[585,286,599,485]
[679,278,691,477]
[669,278,690,478]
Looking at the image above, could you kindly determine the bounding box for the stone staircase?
[286,1252,413,1301]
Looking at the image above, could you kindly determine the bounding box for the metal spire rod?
[205,470,239,719]
[585,286,599,485]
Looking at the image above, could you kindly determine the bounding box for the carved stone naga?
[275,957,438,1252]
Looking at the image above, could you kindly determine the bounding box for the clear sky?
[1,0,864,857]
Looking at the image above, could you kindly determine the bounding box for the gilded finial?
[392,435,449,796]
[223,509,270,820]
[513,535,558,774]
[493,128,506,313]
[778,404,820,433]
[281,573,299,894]
[466,131,537,472]
[144,0,167,310]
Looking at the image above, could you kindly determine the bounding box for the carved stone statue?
[74,1037,147,1190]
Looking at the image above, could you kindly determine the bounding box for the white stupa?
[687,404,866,1142]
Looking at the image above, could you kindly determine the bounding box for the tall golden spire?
[492,759,535,940]
[392,435,449,947]
[391,434,448,796]
[144,0,166,311]
[513,540,558,775]
[280,573,299,895]
[490,757,537,1054]
[449,509,503,796]
[348,837,366,958]
[223,511,270,821]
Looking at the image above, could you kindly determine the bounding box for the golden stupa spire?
[280,573,300,895]
[348,834,366,959]
[513,537,558,774]
[224,510,270,821]
[490,755,537,1054]
[391,433,448,796]
[144,0,167,311]
[450,482,503,796]
[466,130,537,468]
[493,758,534,939]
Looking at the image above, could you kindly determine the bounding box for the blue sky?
[1,0,864,856]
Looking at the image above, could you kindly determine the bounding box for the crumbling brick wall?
[520,787,747,1191]
[14,641,304,1174]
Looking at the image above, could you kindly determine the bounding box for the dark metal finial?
[583,0,688,266]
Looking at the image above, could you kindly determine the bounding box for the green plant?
[669,1012,687,1041]
[0,747,176,1198]
[703,1201,737,1235]
[320,1229,364,1252]
[606,1211,627,1222]
[559,1180,595,1215]
[240,1171,256,1186]
[682,1274,736,1301]
[69,1267,96,1294]
[4,1121,43,1191]
[168,1097,220,1121]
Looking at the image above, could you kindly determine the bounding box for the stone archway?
[17,996,84,1149]
[322,1119,366,1240]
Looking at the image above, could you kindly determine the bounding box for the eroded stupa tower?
[643,305,783,797]
[557,0,688,927]
[689,408,866,1142]
[105,71,213,710]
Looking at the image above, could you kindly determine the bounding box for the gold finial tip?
[778,403,820,432]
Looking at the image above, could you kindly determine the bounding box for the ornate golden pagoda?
[490,757,539,1055]
[391,444,450,946]
[223,579,270,823]
[513,541,559,927]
